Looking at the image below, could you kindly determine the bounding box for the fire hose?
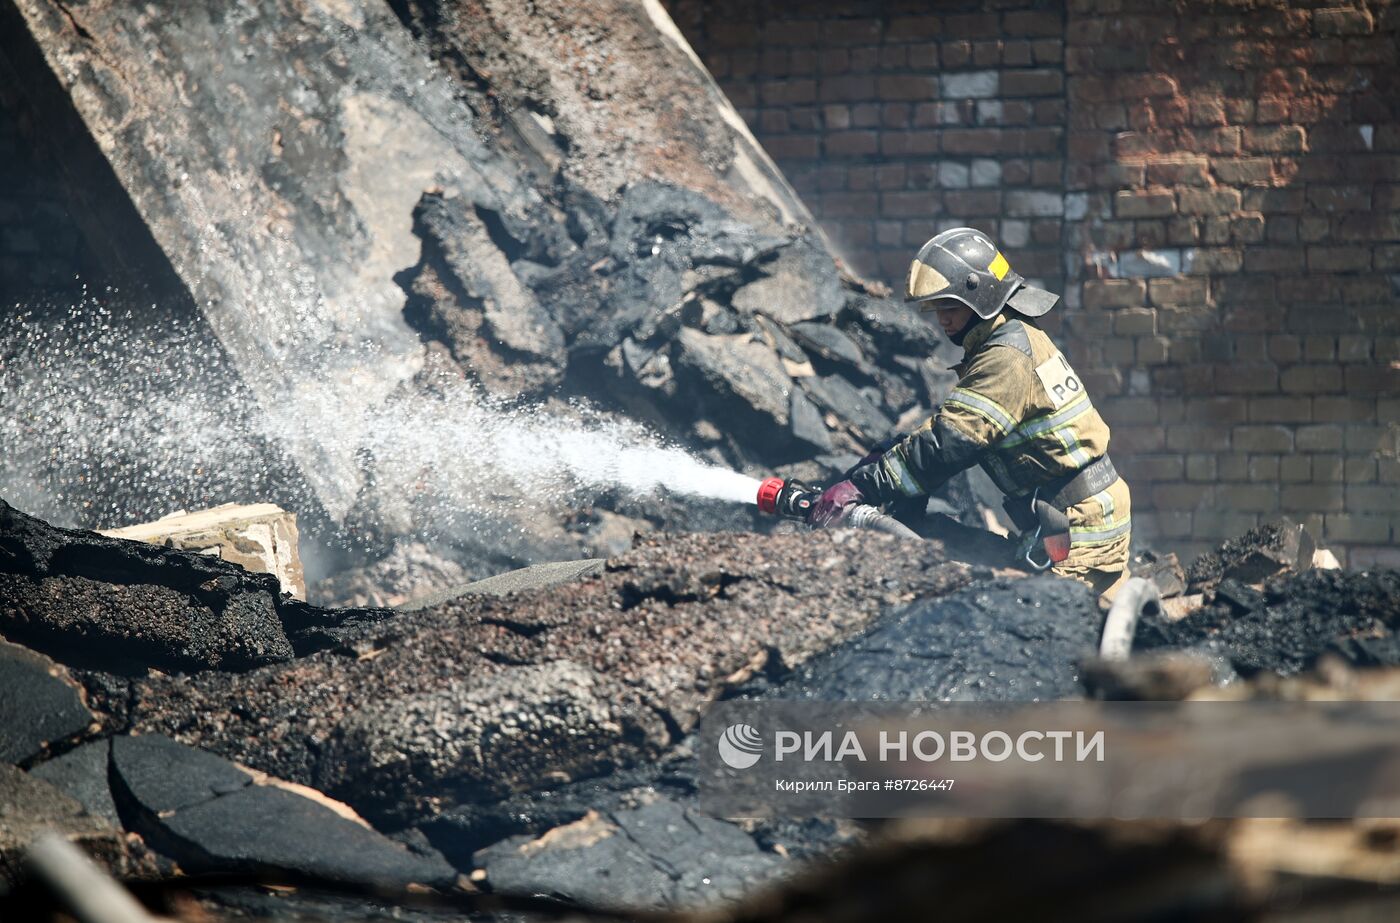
[755,477,920,540]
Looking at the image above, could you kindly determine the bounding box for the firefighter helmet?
[905,227,1058,319]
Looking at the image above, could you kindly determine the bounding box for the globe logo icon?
[717,723,763,769]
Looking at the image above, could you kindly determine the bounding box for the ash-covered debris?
[0,640,92,765]
[396,178,961,485]
[0,498,292,673]
[736,574,1101,702]
[101,531,968,828]
[1137,568,1400,677]
[1185,519,1316,594]
[0,763,163,888]
[108,734,457,889]
[1131,549,1187,599]
[0,499,392,672]
[474,796,789,910]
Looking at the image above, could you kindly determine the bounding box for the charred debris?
[3,497,1400,918]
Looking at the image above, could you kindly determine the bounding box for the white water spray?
[0,298,761,547]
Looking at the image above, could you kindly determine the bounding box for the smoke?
[0,297,760,549]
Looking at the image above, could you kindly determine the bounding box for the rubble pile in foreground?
[3,500,1400,919]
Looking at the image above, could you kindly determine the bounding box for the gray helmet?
[905,227,1057,319]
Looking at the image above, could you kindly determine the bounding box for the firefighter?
[812,227,1132,603]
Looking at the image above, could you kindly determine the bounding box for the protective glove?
[843,434,901,480]
[809,479,865,528]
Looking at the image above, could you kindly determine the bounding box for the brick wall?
[1062,0,1400,566]
[668,0,1400,565]
[0,90,92,303]
[667,0,1069,314]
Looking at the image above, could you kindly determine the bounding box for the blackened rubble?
[2,498,1399,916]
[741,574,1102,702]
[399,180,964,479]
[1138,568,1400,677]
[0,499,393,673]
[0,640,92,765]
[101,531,967,828]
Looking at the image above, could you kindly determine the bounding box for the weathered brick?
[1232,214,1265,245]
[1148,510,1195,539]
[1281,484,1345,512]
[1324,513,1391,544]
[822,191,880,216]
[1185,397,1248,423]
[1314,7,1375,36]
[886,15,943,41]
[1137,336,1171,364]
[1346,424,1392,453]
[1115,190,1176,217]
[1243,248,1300,273]
[1191,511,1261,541]
[1000,69,1065,97]
[943,189,1000,213]
[1345,364,1400,394]
[942,71,999,99]
[1082,278,1147,310]
[1186,453,1217,482]
[1217,453,1251,481]
[1351,545,1400,569]
[1177,188,1243,215]
[1233,424,1294,452]
[1338,335,1373,362]
[1113,308,1155,335]
[765,135,821,159]
[1243,187,1306,214]
[1216,364,1279,394]
[1004,10,1063,36]
[1184,248,1244,274]
[1188,126,1243,155]
[1296,424,1344,452]
[880,131,940,156]
[1280,455,1312,483]
[821,18,882,46]
[1303,336,1337,362]
[821,75,877,101]
[882,191,939,217]
[876,75,939,101]
[1307,185,1372,212]
[1347,455,1379,483]
[1306,246,1371,272]
[1146,156,1211,186]
[1167,423,1231,451]
[1244,125,1308,153]
[1220,483,1280,513]
[1249,397,1312,423]
[1130,454,1185,481]
[1152,483,1215,510]
[1147,276,1209,307]
[1314,396,1378,422]
[1005,190,1064,217]
[941,128,1003,155]
[825,131,879,156]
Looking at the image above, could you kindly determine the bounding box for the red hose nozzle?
[756,477,784,515]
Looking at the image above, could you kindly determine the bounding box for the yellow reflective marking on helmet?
[988,252,1010,281]
[906,259,951,303]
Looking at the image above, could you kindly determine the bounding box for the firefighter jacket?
[850,313,1132,580]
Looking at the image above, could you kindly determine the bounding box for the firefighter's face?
[934,302,974,338]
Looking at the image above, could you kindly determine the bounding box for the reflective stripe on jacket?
[851,313,1130,555]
